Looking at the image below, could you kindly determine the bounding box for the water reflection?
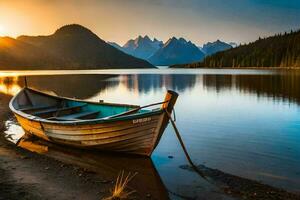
[1,73,300,104]
[203,74,300,104]
[19,75,119,99]
[0,76,21,96]
[4,120,25,143]
[17,134,169,200]
[21,74,197,98]
[120,74,197,94]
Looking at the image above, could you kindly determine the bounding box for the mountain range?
[0,23,237,69]
[201,40,233,56]
[148,37,205,65]
[111,36,234,66]
[0,24,155,70]
[122,36,163,60]
[171,30,300,68]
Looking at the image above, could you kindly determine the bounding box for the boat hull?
[14,110,167,156]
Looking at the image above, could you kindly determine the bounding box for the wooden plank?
[42,114,161,131]
[45,123,157,141]
[45,119,159,135]
[33,104,86,115]
[16,117,48,141]
[54,111,100,120]
[51,130,155,147]
[98,136,155,149]
[15,115,43,129]
[80,132,155,146]
[18,105,57,112]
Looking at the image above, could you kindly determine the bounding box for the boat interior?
[13,88,150,121]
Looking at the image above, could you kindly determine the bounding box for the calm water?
[1,68,300,198]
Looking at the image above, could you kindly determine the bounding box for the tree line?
[172,29,300,68]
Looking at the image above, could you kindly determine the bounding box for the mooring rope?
[165,109,207,179]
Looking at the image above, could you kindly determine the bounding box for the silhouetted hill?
[0,37,61,69]
[107,42,123,51]
[0,24,155,70]
[172,30,300,68]
[148,37,205,66]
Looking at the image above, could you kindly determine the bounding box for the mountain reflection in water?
[1,72,300,104]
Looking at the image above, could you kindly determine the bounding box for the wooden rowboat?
[9,87,178,156]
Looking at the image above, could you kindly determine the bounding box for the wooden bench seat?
[33,104,87,117]
[52,111,100,121]
[18,105,57,112]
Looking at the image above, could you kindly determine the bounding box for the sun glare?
[0,25,6,36]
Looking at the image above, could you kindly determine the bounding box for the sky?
[0,0,300,46]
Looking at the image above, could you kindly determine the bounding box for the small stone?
[45,167,49,170]
[97,189,106,194]
[20,156,29,159]
[146,194,151,198]
[101,180,110,184]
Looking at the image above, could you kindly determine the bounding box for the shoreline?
[181,165,300,200]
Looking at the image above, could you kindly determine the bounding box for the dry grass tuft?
[103,170,138,200]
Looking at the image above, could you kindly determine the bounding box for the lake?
[1,68,300,199]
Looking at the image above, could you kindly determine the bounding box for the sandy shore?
[0,137,115,200]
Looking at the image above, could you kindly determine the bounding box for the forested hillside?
[172,30,300,68]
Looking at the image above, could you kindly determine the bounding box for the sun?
[0,25,6,36]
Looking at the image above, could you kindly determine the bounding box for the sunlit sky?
[0,0,300,46]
